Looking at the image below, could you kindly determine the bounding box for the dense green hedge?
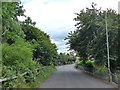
[2,41,38,76]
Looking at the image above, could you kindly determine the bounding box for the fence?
[77,65,120,86]
[0,66,48,83]
[0,66,48,89]
[0,66,52,89]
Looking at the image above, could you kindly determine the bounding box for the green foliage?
[56,53,75,65]
[85,61,94,68]
[2,66,56,88]
[2,41,39,76]
[21,25,58,66]
[117,74,120,85]
[2,2,58,88]
[75,61,84,68]
[66,3,118,72]
[75,60,109,79]
[2,2,25,44]
[94,67,108,76]
[75,60,83,66]
[75,60,94,70]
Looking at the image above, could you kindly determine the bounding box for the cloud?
[51,39,69,53]
[21,0,33,4]
[21,0,119,53]
[43,0,73,4]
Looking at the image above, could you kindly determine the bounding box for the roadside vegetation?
[2,1,119,88]
[66,3,120,84]
[1,2,58,88]
[56,53,76,65]
[1,1,76,88]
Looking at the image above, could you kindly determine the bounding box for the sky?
[20,0,120,53]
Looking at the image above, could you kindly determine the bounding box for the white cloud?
[21,0,119,53]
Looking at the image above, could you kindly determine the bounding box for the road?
[39,64,116,88]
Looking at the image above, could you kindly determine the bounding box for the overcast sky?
[20,0,119,53]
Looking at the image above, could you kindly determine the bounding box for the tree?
[21,24,58,66]
[66,3,118,72]
[2,2,25,44]
[57,53,75,65]
[117,14,120,67]
[2,2,58,67]
[2,2,40,80]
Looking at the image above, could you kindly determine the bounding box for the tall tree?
[21,24,58,66]
[2,2,25,44]
[66,3,118,72]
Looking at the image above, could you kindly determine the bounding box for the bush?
[2,39,40,77]
[2,41,57,88]
[117,74,120,85]
[85,61,94,68]
[95,67,108,76]
[75,60,85,68]
[2,66,57,88]
[75,60,95,72]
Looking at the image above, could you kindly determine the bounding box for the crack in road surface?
[39,64,116,88]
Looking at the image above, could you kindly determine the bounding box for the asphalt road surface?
[39,64,116,88]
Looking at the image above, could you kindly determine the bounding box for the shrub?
[117,74,120,85]
[85,61,94,68]
[75,60,85,68]
[95,67,108,76]
[2,40,57,88]
[2,66,57,88]
[2,39,39,77]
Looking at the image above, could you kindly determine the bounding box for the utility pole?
[118,1,120,89]
[105,11,111,83]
